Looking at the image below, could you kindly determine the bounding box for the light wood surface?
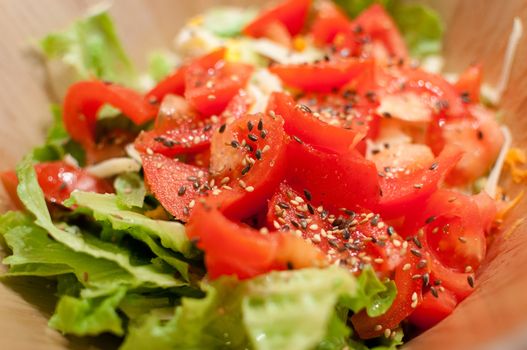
[0,1,527,349]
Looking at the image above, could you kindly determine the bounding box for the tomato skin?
[146,48,226,103]
[63,81,157,149]
[185,60,253,117]
[1,170,24,209]
[267,92,366,154]
[408,288,457,330]
[209,113,289,220]
[141,153,208,221]
[243,0,311,38]
[269,58,373,93]
[375,146,463,219]
[286,140,380,211]
[351,248,426,339]
[454,64,482,104]
[311,1,351,46]
[2,162,113,207]
[186,203,325,279]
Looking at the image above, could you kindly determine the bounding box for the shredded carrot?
[505,148,527,183]
[496,190,524,221]
[503,218,525,239]
[292,36,307,52]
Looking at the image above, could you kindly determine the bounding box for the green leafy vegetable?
[15,156,183,289]
[49,287,127,336]
[40,7,138,94]
[332,0,443,58]
[148,50,180,83]
[114,172,146,209]
[203,7,257,37]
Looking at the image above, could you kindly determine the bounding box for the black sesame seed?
[187,176,198,182]
[248,133,258,142]
[342,228,351,240]
[293,135,303,144]
[307,203,315,215]
[410,249,422,257]
[278,201,290,209]
[177,186,187,196]
[303,189,312,201]
[422,273,430,287]
[467,275,475,288]
[255,150,262,160]
[412,236,423,249]
[258,118,264,130]
[430,287,439,298]
[219,124,227,133]
[231,140,240,148]
[425,216,436,224]
[247,121,254,131]
[387,226,395,236]
[241,164,251,176]
[417,259,427,269]
[477,130,484,140]
[429,162,439,171]
[260,130,267,139]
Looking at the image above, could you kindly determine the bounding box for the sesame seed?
[412,274,422,280]
[188,200,195,208]
[458,236,467,243]
[387,226,395,236]
[429,162,439,171]
[402,263,411,271]
[262,145,271,153]
[467,275,475,288]
[465,265,473,273]
[177,186,187,196]
[309,224,319,230]
[393,239,401,247]
[410,248,422,257]
[273,220,280,229]
[260,227,269,235]
[422,273,430,287]
[417,259,427,269]
[384,329,391,338]
[260,130,267,139]
[374,258,384,264]
[255,150,262,160]
[248,133,258,142]
[411,292,418,302]
[221,177,230,184]
[430,287,439,298]
[412,236,423,249]
[258,118,264,130]
[303,189,312,201]
[374,325,383,332]
[231,140,240,148]
[312,234,321,243]
[207,94,216,100]
[413,183,423,189]
[293,135,303,143]
[245,186,255,192]
[247,121,254,131]
[425,216,436,224]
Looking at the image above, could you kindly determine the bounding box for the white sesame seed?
[374,258,384,264]
[411,292,418,301]
[403,263,411,271]
[273,220,280,229]
[393,239,401,247]
[262,145,271,153]
[384,329,391,338]
[374,325,383,331]
[465,265,473,273]
[188,200,195,208]
[259,227,269,235]
[295,196,304,203]
[245,186,255,192]
[312,234,321,243]
[309,224,319,230]
[290,200,299,206]
[402,241,409,249]
[146,148,154,155]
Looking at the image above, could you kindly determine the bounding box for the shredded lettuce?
[332,0,443,58]
[202,7,257,38]
[113,172,146,209]
[40,7,138,95]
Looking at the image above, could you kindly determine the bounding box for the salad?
[0,0,522,349]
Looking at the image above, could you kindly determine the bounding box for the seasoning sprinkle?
[410,249,422,257]
[248,133,258,142]
[231,140,240,148]
[260,130,267,139]
[467,275,475,288]
[430,287,439,298]
[255,150,262,160]
[177,186,187,196]
[425,216,436,224]
[429,162,439,171]
[422,273,430,287]
[303,189,312,201]
[387,226,395,236]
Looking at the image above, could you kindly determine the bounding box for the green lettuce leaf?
[15,156,182,289]
[203,7,257,38]
[121,267,363,350]
[332,0,443,58]
[40,7,138,95]
[49,287,127,336]
[147,50,180,83]
[113,172,146,209]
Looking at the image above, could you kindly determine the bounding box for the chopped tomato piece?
[209,112,289,219]
[311,1,351,46]
[375,146,463,219]
[267,182,403,276]
[1,162,113,207]
[267,92,367,153]
[270,58,373,93]
[141,153,208,221]
[334,4,408,61]
[352,247,427,339]
[135,95,215,157]
[286,140,380,211]
[1,170,24,209]
[408,288,457,330]
[63,81,157,148]
[260,21,293,47]
[187,203,325,279]
[454,64,483,104]
[146,48,226,103]
[243,0,311,38]
[185,59,253,117]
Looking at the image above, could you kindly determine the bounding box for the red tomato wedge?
[267,182,403,276]
[209,112,289,219]
[269,58,372,93]
[286,140,380,211]
[186,203,326,279]
[135,95,215,157]
[1,162,113,207]
[243,0,311,38]
[334,4,408,61]
[406,189,487,300]
[267,92,367,153]
[408,288,457,330]
[352,247,427,339]
[141,153,208,221]
[185,59,253,117]
[146,48,226,103]
[63,81,157,148]
[375,146,463,219]
[311,1,351,46]
[1,170,25,209]
[454,64,483,104]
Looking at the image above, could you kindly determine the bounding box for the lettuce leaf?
[147,50,180,83]
[49,287,127,336]
[15,156,182,289]
[113,172,146,209]
[332,0,443,58]
[40,7,138,95]
[202,7,257,38]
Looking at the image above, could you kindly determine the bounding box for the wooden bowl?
[0,1,526,349]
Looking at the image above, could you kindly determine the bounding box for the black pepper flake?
[177,186,187,196]
[425,216,436,224]
[219,124,227,133]
[467,275,475,288]
[248,133,258,142]
[477,130,484,140]
[410,249,422,257]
